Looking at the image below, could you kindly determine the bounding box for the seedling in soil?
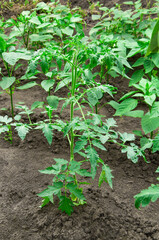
[37,42,145,215]
[134,167,159,209]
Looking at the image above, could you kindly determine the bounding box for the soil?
[0,1,159,240]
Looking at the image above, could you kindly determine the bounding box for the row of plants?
[0,0,159,214]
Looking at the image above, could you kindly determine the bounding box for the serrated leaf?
[37,123,53,145]
[76,169,92,177]
[40,197,50,208]
[39,166,60,175]
[134,184,159,209]
[99,164,113,188]
[92,139,106,150]
[54,158,68,165]
[100,135,109,144]
[15,124,30,140]
[0,77,16,90]
[58,196,74,216]
[119,132,135,143]
[74,137,87,153]
[85,146,98,179]
[67,183,86,200]
[140,137,152,150]
[38,182,63,205]
[69,161,81,174]
[0,115,12,124]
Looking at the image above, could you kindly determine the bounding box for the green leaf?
[58,196,74,216]
[74,137,87,153]
[31,101,44,110]
[61,27,74,36]
[76,169,92,177]
[54,158,68,165]
[132,57,145,67]
[85,146,98,179]
[0,36,6,52]
[2,52,31,66]
[119,91,139,101]
[141,113,159,134]
[100,135,109,144]
[134,184,159,209]
[17,81,37,90]
[99,164,113,188]
[133,130,142,137]
[108,100,119,110]
[15,124,30,140]
[0,115,12,124]
[41,79,55,92]
[40,197,50,208]
[0,125,9,134]
[67,183,86,200]
[30,34,53,42]
[29,16,41,25]
[114,98,138,116]
[152,53,159,68]
[0,77,16,90]
[69,161,81,174]
[92,139,106,150]
[35,123,53,145]
[144,94,156,106]
[87,91,98,106]
[124,110,144,118]
[152,134,159,153]
[121,144,139,163]
[140,137,152,150]
[129,69,144,86]
[146,19,159,56]
[39,166,60,175]
[92,15,101,20]
[47,96,59,110]
[144,59,155,73]
[119,132,135,143]
[38,182,63,205]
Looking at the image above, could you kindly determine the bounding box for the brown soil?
[0,1,159,240]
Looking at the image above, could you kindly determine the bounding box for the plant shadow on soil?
[0,0,159,240]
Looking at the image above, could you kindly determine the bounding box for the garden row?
[0,0,159,214]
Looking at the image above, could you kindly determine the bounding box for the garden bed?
[0,0,159,239]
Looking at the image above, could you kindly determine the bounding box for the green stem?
[9,86,14,118]
[70,53,77,162]
[5,62,14,118]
